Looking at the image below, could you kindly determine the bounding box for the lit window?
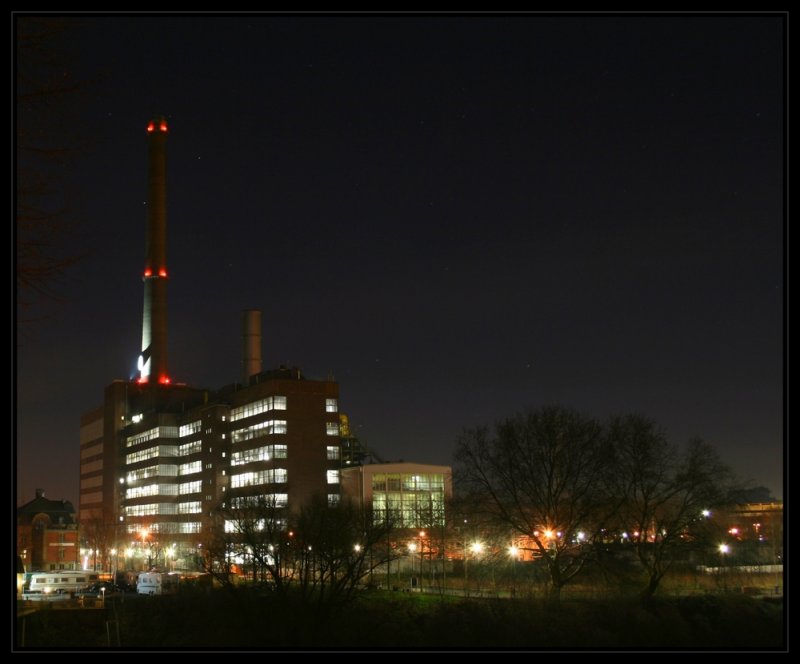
[326,398,338,413]
[326,446,340,460]
[179,461,202,475]
[327,470,340,484]
[326,422,340,436]
[328,494,340,507]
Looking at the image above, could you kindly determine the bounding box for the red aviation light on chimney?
[159,120,168,132]
[144,268,152,277]
[158,268,167,277]
[147,122,155,133]
[158,375,171,385]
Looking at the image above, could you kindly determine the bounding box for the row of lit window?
[371,473,446,492]
[179,461,202,476]
[232,420,288,443]
[126,522,202,534]
[179,480,202,495]
[229,494,288,509]
[179,420,201,437]
[230,444,288,466]
[126,484,179,499]
[126,465,178,482]
[126,426,178,448]
[178,501,202,514]
[230,396,288,422]
[126,446,178,465]
[179,440,202,456]
[230,469,288,488]
[124,503,178,516]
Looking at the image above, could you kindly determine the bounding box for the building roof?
[17,493,77,525]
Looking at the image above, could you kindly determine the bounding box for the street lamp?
[408,542,418,589]
[508,546,519,597]
[718,543,730,590]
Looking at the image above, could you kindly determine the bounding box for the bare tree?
[206,493,397,610]
[209,494,293,594]
[455,405,617,601]
[292,495,397,610]
[607,414,735,599]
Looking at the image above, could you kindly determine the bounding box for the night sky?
[16,15,784,506]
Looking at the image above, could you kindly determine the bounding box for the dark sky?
[16,15,784,506]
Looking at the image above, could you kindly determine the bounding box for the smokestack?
[242,309,262,384]
[137,116,170,384]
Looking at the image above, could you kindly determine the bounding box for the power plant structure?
[138,117,170,385]
[78,118,343,570]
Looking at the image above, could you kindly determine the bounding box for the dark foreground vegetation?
[17,588,783,649]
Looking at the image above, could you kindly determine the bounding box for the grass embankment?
[17,589,784,649]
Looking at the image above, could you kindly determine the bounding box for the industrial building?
[79,118,343,570]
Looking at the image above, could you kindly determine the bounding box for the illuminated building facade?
[341,462,453,529]
[80,369,341,569]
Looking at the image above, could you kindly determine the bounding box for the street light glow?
[719,543,730,554]
[408,542,417,552]
[508,546,519,557]
[470,541,484,554]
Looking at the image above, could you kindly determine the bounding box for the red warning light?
[144,268,152,277]
[137,377,148,384]
[147,122,155,133]
[159,121,168,132]
[158,268,167,277]
[158,376,171,385]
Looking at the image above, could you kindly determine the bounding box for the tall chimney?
[137,116,170,384]
[242,309,262,384]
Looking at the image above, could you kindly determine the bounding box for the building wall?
[19,521,80,572]
[79,406,105,523]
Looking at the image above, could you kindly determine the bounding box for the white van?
[136,572,162,595]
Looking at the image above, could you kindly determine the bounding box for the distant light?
[144,269,152,277]
[729,527,739,536]
[159,376,171,385]
[719,543,730,554]
[119,477,125,484]
[576,532,586,541]
[419,531,426,538]
[158,268,167,277]
[543,530,554,539]
[701,509,711,518]
[159,121,168,132]
[408,542,417,552]
[470,542,484,554]
[354,544,362,553]
[508,546,519,558]
[132,413,143,423]
[147,122,154,133]
[621,532,628,539]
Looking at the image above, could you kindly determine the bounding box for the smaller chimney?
[242,309,262,384]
